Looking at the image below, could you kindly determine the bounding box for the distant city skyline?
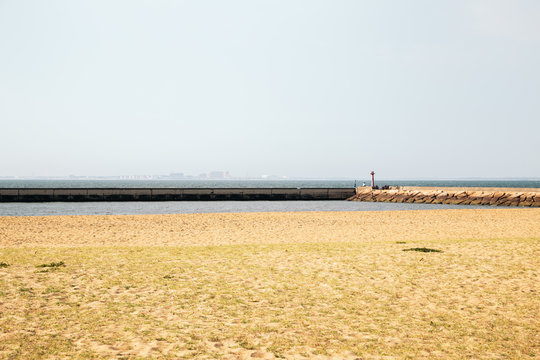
[1,172,539,181]
[1,0,539,178]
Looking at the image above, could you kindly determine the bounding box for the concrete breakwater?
[0,188,356,202]
[349,186,540,207]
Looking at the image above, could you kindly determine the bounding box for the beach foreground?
[1,209,539,359]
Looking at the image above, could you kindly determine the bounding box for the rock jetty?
[348,187,540,207]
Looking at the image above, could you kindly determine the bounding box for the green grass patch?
[36,261,65,268]
[403,247,442,253]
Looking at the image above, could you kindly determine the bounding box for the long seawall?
[0,188,356,202]
[348,186,540,207]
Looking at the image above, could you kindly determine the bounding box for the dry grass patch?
[1,236,539,359]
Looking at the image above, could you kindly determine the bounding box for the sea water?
[0,179,539,189]
[0,200,493,217]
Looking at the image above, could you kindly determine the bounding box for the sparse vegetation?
[403,247,442,253]
[1,237,539,359]
[36,261,65,268]
[0,210,539,359]
[0,262,9,268]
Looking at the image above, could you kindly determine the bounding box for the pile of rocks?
[349,188,540,207]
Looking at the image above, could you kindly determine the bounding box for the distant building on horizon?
[204,171,230,179]
[168,173,185,179]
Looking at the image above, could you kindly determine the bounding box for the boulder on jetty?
[349,187,540,207]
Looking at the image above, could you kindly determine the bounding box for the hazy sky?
[1,0,539,178]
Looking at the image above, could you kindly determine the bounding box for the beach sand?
[1,208,540,247]
[1,209,539,359]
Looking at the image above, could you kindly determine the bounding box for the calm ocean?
[0,179,536,216]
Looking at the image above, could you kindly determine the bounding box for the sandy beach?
[1,208,539,247]
[1,209,539,359]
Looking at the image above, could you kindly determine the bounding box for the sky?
[1,0,539,179]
